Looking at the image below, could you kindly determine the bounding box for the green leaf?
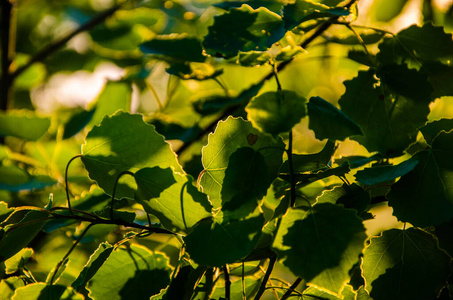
[0,277,25,300]
[140,34,205,63]
[88,81,131,128]
[371,0,408,22]
[210,277,262,299]
[424,62,453,98]
[317,183,370,215]
[150,119,201,143]
[93,207,136,223]
[282,1,350,30]
[338,69,432,157]
[246,90,307,134]
[72,242,114,291]
[81,111,182,199]
[184,209,265,267]
[420,118,453,145]
[273,204,366,293]
[0,210,49,262]
[387,131,453,227]
[302,286,341,300]
[46,258,69,285]
[221,147,270,211]
[199,117,284,208]
[307,96,362,141]
[377,23,453,65]
[86,245,172,300]
[280,162,350,187]
[12,283,84,300]
[325,30,385,45]
[355,158,419,185]
[193,82,264,115]
[0,202,14,223]
[14,53,46,90]
[280,140,336,173]
[362,228,451,300]
[0,110,50,141]
[238,51,271,66]
[378,64,433,103]
[90,24,142,51]
[135,170,212,233]
[434,219,453,257]
[63,108,95,139]
[203,4,286,57]
[4,248,33,275]
[0,164,56,192]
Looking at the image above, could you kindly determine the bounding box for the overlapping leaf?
[86,245,172,300]
[135,168,212,233]
[273,204,366,293]
[387,131,453,227]
[307,96,362,141]
[362,228,450,300]
[140,34,205,63]
[184,209,265,267]
[355,158,418,186]
[338,69,432,157]
[12,283,84,300]
[377,23,453,65]
[199,117,284,208]
[420,118,453,144]
[203,5,286,57]
[246,90,307,134]
[282,1,350,30]
[81,111,182,199]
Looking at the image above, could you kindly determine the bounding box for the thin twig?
[254,253,277,300]
[281,277,303,300]
[224,265,231,300]
[11,2,125,79]
[49,223,93,285]
[65,154,82,215]
[0,0,14,113]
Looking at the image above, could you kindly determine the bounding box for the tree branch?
[10,2,124,80]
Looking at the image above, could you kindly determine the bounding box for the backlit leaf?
[283,1,350,30]
[355,158,419,185]
[371,0,409,22]
[86,245,172,300]
[420,119,453,144]
[362,228,450,300]
[246,90,307,134]
[307,96,362,141]
[387,131,453,227]
[12,284,84,300]
[0,277,25,300]
[135,170,212,233]
[199,117,284,208]
[72,242,114,291]
[280,140,336,173]
[140,34,205,63]
[273,204,366,293]
[339,69,432,157]
[81,111,182,199]
[0,110,50,141]
[4,248,33,275]
[184,209,265,267]
[377,23,453,65]
[203,5,286,57]
[0,210,49,262]
[88,81,131,128]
